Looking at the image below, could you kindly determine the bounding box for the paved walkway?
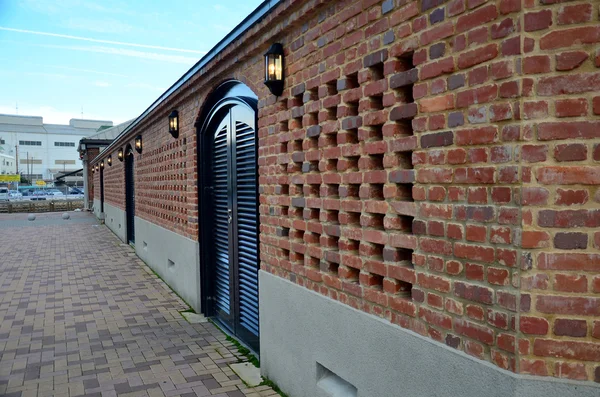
[0,212,278,397]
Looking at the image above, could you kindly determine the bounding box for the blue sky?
[0,0,263,125]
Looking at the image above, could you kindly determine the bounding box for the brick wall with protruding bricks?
[90,0,600,383]
[259,0,526,375]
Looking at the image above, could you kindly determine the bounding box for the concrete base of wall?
[92,199,105,222]
[134,216,201,313]
[103,202,126,242]
[92,199,100,219]
[259,271,600,397]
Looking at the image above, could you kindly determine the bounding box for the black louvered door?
[209,104,259,351]
[125,149,135,244]
[100,166,105,213]
[212,118,234,329]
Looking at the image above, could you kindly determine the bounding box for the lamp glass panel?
[265,56,270,80]
[267,54,278,80]
[275,55,282,80]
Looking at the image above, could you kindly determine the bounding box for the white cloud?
[46,64,129,78]
[19,0,132,17]
[0,26,207,54]
[33,42,199,65]
[0,54,130,77]
[63,17,133,35]
[24,71,71,79]
[126,82,164,92]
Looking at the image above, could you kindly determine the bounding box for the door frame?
[197,81,259,349]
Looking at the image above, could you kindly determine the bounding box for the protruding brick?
[456,4,498,34]
[540,27,600,50]
[458,44,498,70]
[554,232,588,250]
[554,143,587,162]
[555,98,588,118]
[557,3,593,25]
[555,189,589,205]
[534,339,600,362]
[520,316,549,335]
[523,55,551,74]
[556,51,588,71]
[524,10,553,32]
[390,69,418,89]
[538,73,600,96]
[421,131,453,148]
[554,319,587,337]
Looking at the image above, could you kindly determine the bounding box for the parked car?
[69,187,84,195]
[8,190,22,199]
[45,189,65,196]
[0,187,8,201]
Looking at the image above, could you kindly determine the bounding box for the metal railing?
[0,199,84,213]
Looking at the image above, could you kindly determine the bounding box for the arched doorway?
[125,145,135,245]
[198,81,260,352]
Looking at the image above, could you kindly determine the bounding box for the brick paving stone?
[0,213,278,397]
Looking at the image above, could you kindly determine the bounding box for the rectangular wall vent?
[316,363,357,397]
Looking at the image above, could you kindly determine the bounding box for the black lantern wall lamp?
[135,135,143,153]
[107,156,112,166]
[118,148,124,162]
[169,110,179,138]
[100,160,104,169]
[264,43,284,96]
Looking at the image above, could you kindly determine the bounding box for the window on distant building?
[0,139,5,144]
[19,140,42,146]
[54,142,76,147]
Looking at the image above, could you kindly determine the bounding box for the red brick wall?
[136,132,195,237]
[90,0,600,382]
[102,151,125,210]
[260,0,525,374]
[518,1,600,381]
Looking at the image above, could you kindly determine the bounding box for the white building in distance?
[0,153,16,175]
[0,114,113,182]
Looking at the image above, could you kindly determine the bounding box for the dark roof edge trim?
[78,139,114,153]
[79,139,114,145]
[94,0,282,163]
[55,168,84,179]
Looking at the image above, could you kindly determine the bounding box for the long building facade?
[86,1,600,395]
